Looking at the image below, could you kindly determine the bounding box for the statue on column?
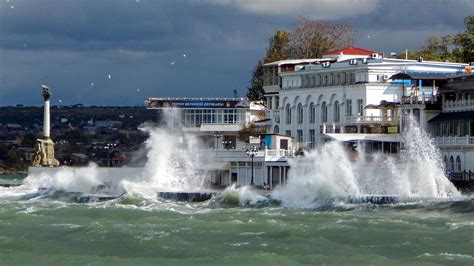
[32,85,59,167]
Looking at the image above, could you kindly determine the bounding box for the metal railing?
[444,99,474,112]
[265,149,294,158]
[434,136,474,146]
[345,115,399,124]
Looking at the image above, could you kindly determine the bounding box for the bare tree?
[287,19,355,58]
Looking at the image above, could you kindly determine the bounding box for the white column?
[279,166,282,185]
[43,99,50,138]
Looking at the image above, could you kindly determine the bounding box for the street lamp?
[104,142,117,167]
[213,131,222,150]
[245,146,258,186]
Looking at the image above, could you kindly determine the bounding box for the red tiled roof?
[324,47,376,56]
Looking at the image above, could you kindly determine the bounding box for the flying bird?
[108,74,111,79]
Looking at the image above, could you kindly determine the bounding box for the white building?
[263,47,468,148]
[428,73,474,176]
[145,97,293,189]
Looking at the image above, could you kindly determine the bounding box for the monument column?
[43,87,51,138]
[32,85,59,167]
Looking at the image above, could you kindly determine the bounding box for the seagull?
[183,54,186,57]
[10,5,14,9]
[170,61,175,65]
[91,82,94,87]
[137,89,140,92]
[59,99,63,103]
[108,74,111,79]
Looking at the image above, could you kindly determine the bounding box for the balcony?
[434,136,474,146]
[345,115,399,125]
[444,99,474,112]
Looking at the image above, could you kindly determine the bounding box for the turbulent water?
[1,116,473,264]
[0,177,473,265]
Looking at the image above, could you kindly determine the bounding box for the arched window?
[334,101,340,122]
[309,102,315,124]
[321,102,328,123]
[273,125,280,134]
[285,104,291,124]
[456,156,462,171]
[297,103,304,124]
[449,156,454,172]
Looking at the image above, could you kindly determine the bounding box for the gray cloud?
[0,0,471,106]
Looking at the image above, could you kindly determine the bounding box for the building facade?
[429,73,474,173]
[263,47,467,148]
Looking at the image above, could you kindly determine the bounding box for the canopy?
[390,73,450,80]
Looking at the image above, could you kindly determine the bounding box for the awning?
[428,111,474,123]
[323,133,402,142]
[390,73,451,80]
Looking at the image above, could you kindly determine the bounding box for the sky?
[0,0,472,106]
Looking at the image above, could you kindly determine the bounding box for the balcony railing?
[401,95,437,105]
[444,99,474,112]
[345,115,399,125]
[434,136,474,146]
[264,149,294,158]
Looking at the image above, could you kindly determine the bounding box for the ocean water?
[1,117,472,264]
[0,183,473,265]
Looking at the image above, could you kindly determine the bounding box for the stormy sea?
[0,119,472,265]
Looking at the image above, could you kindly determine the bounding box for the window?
[267,97,272,110]
[297,130,303,143]
[275,96,280,109]
[309,129,315,149]
[273,125,279,134]
[334,101,340,122]
[321,102,328,123]
[337,73,341,84]
[456,156,462,171]
[324,74,328,85]
[311,76,316,86]
[346,99,352,116]
[357,99,364,116]
[285,130,291,137]
[285,104,291,124]
[332,73,336,85]
[350,73,355,83]
[297,103,304,124]
[449,156,454,172]
[309,102,315,124]
[316,75,321,86]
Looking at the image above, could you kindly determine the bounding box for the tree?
[247,30,290,102]
[400,15,474,63]
[454,15,474,62]
[246,20,355,101]
[416,35,457,61]
[264,29,289,63]
[246,60,265,102]
[287,19,355,58]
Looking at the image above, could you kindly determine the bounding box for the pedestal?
[32,137,59,167]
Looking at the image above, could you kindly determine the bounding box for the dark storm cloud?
[0,0,472,106]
